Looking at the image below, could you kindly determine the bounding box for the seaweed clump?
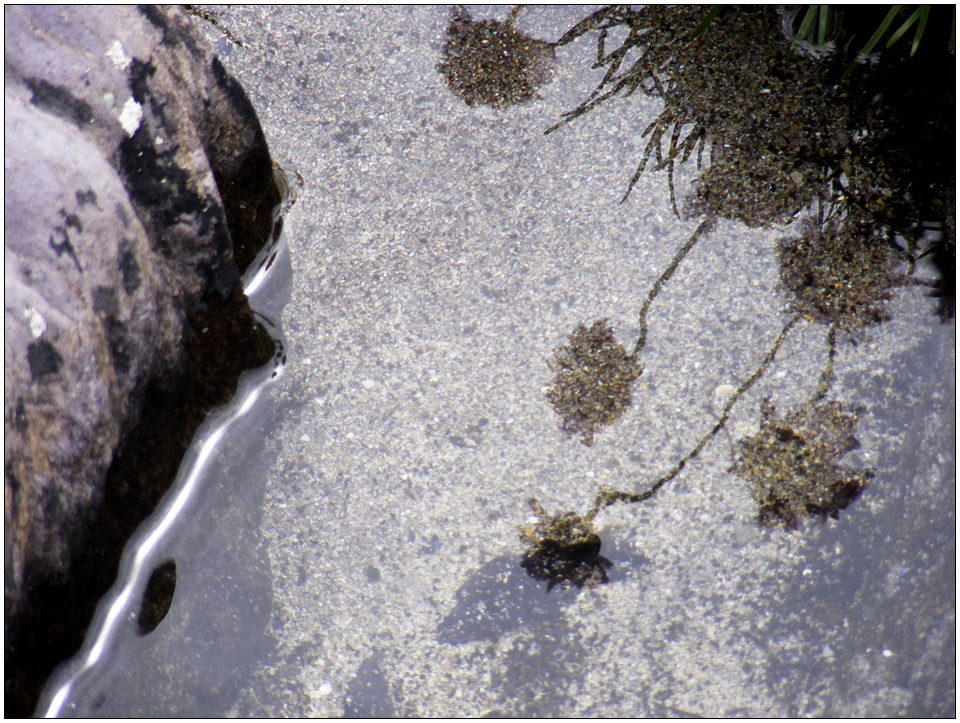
[548,6,844,224]
[520,499,611,590]
[438,6,556,109]
[728,399,873,529]
[778,215,901,331]
[545,319,642,446]
[548,5,953,320]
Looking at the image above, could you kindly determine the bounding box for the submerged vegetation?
[547,5,841,223]
[519,499,611,591]
[778,215,900,331]
[729,400,873,529]
[437,6,555,109]
[518,4,953,590]
[431,5,948,590]
[544,319,642,447]
[700,5,955,74]
[545,5,953,300]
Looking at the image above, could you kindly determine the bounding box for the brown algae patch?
[548,5,844,224]
[546,4,952,319]
[728,399,873,529]
[519,499,611,591]
[511,5,950,592]
[778,215,901,331]
[438,6,556,109]
[545,319,642,446]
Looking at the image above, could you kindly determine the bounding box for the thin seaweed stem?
[588,312,803,520]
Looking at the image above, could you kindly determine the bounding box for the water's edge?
[36,233,293,718]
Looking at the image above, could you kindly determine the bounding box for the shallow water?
[40,6,954,717]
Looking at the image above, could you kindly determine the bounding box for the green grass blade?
[789,5,820,58]
[911,6,930,56]
[818,4,829,46]
[842,5,904,80]
[860,5,904,58]
[798,4,818,40]
[690,5,724,39]
[886,7,921,49]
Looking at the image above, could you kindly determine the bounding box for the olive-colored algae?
[516,4,950,589]
[778,215,900,331]
[519,499,611,590]
[438,6,556,110]
[545,319,642,447]
[728,399,873,529]
[548,6,844,223]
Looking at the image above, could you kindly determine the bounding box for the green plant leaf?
[911,6,930,56]
[817,4,830,46]
[858,5,903,58]
[788,4,820,58]
[841,5,904,80]
[690,5,724,39]
[885,6,922,50]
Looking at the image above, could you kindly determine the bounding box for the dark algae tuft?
[438,6,555,109]
[778,215,900,331]
[460,4,949,589]
[729,399,873,529]
[519,499,611,591]
[545,319,642,447]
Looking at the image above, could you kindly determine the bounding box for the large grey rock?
[3,5,279,638]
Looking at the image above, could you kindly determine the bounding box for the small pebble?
[308,683,333,699]
[733,525,757,545]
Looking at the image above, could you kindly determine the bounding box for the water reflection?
[46,5,954,717]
